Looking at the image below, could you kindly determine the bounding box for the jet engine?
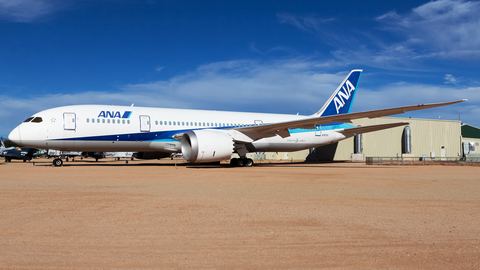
[181,130,234,163]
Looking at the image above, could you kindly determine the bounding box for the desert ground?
[0,158,479,269]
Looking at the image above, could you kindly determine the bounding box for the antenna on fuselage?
[131,103,134,107]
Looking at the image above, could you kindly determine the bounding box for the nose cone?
[8,126,21,144]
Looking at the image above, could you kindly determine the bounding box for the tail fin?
[314,69,363,117]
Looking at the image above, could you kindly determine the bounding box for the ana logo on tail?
[333,80,355,114]
[314,69,362,117]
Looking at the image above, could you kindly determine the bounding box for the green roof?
[462,124,480,139]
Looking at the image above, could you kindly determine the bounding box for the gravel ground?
[1,158,479,269]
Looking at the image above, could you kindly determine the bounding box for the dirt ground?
[0,158,479,269]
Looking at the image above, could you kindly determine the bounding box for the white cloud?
[0,0,72,22]
[376,0,480,60]
[444,74,458,85]
[278,1,480,68]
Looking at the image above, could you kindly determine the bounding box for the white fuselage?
[9,105,351,154]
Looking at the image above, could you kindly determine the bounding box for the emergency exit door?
[140,115,150,132]
[63,113,76,130]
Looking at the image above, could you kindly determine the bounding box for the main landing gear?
[230,158,254,167]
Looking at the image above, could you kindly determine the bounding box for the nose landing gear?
[53,158,63,167]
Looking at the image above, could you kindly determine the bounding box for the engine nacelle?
[181,130,234,163]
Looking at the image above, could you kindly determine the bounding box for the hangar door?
[139,115,150,132]
[63,113,76,130]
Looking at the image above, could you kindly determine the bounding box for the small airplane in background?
[8,70,467,167]
[106,152,134,161]
[47,150,106,162]
[1,147,44,162]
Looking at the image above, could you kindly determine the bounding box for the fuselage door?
[63,113,76,130]
[140,115,150,132]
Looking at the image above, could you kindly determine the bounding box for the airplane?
[2,147,42,162]
[7,69,466,167]
[106,152,134,161]
[47,149,94,162]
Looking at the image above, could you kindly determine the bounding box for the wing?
[234,99,466,141]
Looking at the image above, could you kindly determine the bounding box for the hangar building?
[263,117,466,161]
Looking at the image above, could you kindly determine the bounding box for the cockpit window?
[23,117,34,123]
[31,117,43,123]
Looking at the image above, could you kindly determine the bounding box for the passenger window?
[102,119,105,123]
[117,119,120,124]
[86,119,89,123]
[122,120,125,124]
[177,121,180,125]
[173,121,176,125]
[127,120,130,124]
[97,119,100,123]
[160,121,163,125]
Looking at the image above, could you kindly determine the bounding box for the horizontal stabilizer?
[337,122,409,136]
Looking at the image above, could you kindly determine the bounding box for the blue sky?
[1,0,479,137]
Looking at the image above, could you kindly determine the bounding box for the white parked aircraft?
[8,70,466,166]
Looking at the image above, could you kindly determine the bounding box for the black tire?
[236,158,245,167]
[245,158,254,167]
[230,158,238,167]
[53,158,63,167]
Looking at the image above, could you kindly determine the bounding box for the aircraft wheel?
[236,158,245,167]
[244,158,254,167]
[23,159,26,162]
[53,158,63,167]
[230,158,238,167]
